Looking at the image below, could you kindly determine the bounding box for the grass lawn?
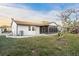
[0,33,79,56]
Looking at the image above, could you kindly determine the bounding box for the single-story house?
[0,27,2,34]
[11,18,59,36]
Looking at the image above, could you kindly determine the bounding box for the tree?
[58,9,79,33]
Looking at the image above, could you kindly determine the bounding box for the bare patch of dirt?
[55,38,68,46]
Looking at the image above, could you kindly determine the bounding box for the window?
[28,26,35,31]
[28,26,31,31]
[32,26,35,31]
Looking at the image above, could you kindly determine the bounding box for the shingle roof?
[14,20,49,26]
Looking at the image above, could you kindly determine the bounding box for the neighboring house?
[0,27,2,34]
[11,18,59,36]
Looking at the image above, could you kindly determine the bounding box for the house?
[0,17,12,34]
[0,27,2,34]
[11,18,59,36]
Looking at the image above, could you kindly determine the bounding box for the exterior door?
[48,26,58,33]
[40,26,48,34]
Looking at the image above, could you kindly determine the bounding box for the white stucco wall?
[11,21,17,36]
[35,26,40,34]
[17,25,40,35]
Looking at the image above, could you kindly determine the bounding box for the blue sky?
[0,3,79,25]
[3,3,79,11]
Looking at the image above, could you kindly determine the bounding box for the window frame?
[32,26,35,31]
[28,26,31,31]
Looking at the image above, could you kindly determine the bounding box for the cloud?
[1,3,79,26]
[0,5,63,25]
[0,5,41,18]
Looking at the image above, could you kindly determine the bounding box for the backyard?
[0,33,79,56]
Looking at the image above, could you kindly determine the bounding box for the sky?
[1,3,79,11]
[0,3,79,26]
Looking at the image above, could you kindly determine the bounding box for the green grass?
[0,33,79,56]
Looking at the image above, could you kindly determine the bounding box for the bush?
[70,27,79,34]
